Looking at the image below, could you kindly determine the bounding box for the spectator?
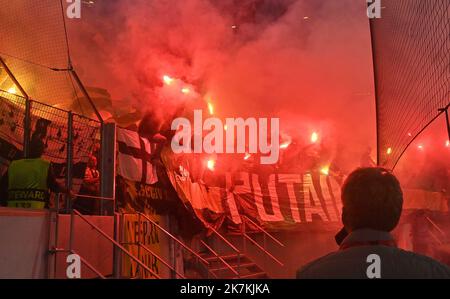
[74,155,100,214]
[297,167,450,279]
[0,137,68,209]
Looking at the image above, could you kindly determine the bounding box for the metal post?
[113,213,122,279]
[444,107,450,140]
[66,112,73,212]
[137,213,141,278]
[69,208,75,253]
[53,195,60,279]
[100,123,116,215]
[24,99,31,158]
[0,56,29,99]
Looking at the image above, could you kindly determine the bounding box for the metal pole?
[0,56,29,99]
[443,107,450,140]
[24,99,31,158]
[69,208,75,253]
[368,12,381,166]
[66,112,74,212]
[113,213,121,279]
[53,195,60,278]
[137,213,141,278]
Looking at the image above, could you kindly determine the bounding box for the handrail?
[242,215,285,247]
[70,249,106,279]
[425,216,446,238]
[74,194,114,201]
[200,240,239,277]
[72,209,160,278]
[137,242,186,278]
[243,233,284,266]
[126,212,209,265]
[208,226,240,253]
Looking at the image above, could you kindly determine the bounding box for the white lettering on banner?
[303,174,328,222]
[252,174,284,222]
[279,174,302,223]
[224,172,341,224]
[320,175,341,222]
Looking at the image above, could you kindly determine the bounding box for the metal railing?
[200,240,238,278]
[425,216,448,245]
[205,226,242,278]
[122,212,211,278]
[65,209,160,279]
[241,215,285,267]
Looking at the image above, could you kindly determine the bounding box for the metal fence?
[370,0,450,169]
[0,89,101,206]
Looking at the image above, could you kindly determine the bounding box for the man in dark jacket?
[297,167,450,279]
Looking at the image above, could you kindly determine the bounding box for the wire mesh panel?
[0,90,100,194]
[30,100,101,192]
[0,0,80,109]
[370,0,450,169]
[0,90,27,151]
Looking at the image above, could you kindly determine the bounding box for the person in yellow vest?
[0,138,67,209]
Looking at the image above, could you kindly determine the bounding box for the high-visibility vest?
[7,158,50,209]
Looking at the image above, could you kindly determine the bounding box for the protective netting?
[0,0,82,110]
[0,90,101,192]
[370,0,450,169]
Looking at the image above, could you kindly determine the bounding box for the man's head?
[88,155,97,168]
[29,137,45,159]
[341,167,403,233]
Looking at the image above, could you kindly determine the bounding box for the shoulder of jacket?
[296,251,340,278]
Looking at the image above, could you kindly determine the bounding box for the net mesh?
[370,0,450,169]
[0,0,82,110]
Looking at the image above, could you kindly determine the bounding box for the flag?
[117,128,158,185]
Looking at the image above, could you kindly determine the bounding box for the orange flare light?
[208,102,214,115]
[244,153,252,160]
[320,165,330,176]
[387,147,392,155]
[163,75,174,85]
[311,132,318,143]
[181,88,190,94]
[7,86,16,94]
[207,159,216,171]
[280,141,291,149]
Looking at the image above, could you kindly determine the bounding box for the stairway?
[202,253,268,279]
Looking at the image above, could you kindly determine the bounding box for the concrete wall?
[52,214,114,279]
[0,207,115,278]
[0,208,50,278]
